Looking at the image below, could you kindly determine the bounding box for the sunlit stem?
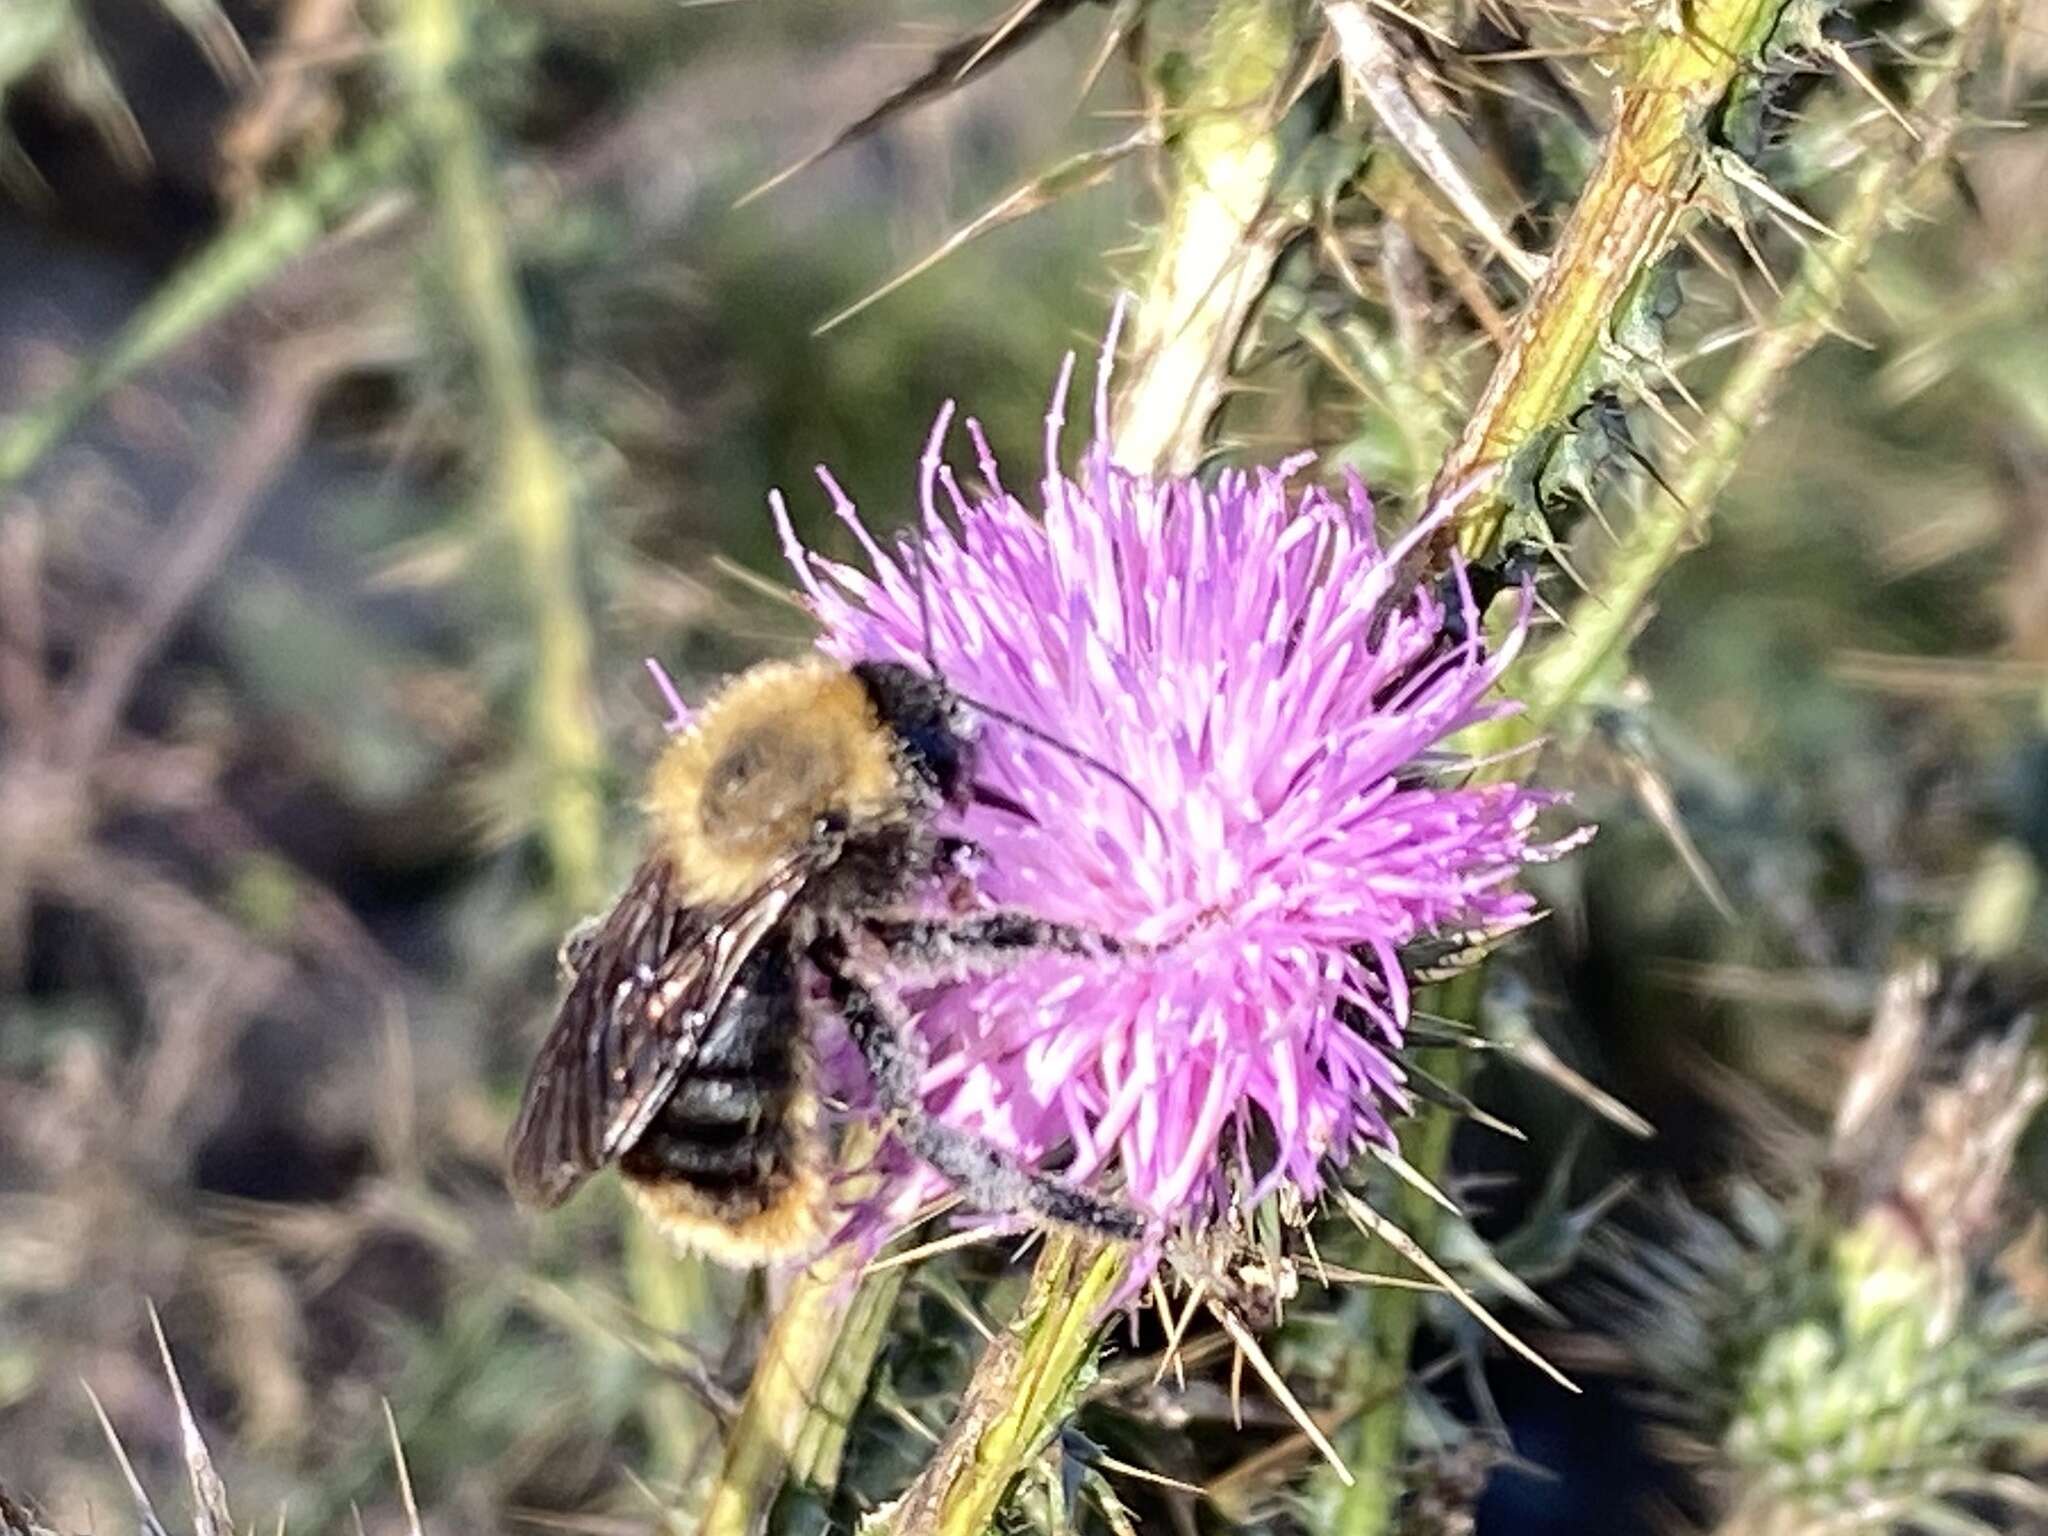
[696,1253,905,1536]
[1519,0,1996,732]
[1112,0,1307,475]
[875,1235,1126,1536]
[881,2,1310,1530]
[1434,0,1789,556]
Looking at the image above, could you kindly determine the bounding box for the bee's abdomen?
[617,943,813,1227]
[623,1071,792,1181]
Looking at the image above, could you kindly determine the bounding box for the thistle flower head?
[771,342,1575,1245]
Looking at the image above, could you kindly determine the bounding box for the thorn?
[957,0,1062,79]
[1326,0,1543,285]
[1154,1277,1208,1388]
[617,1465,694,1536]
[1229,1336,1246,1428]
[1609,737,1738,924]
[1091,1454,1205,1496]
[813,128,1156,334]
[1333,1188,1580,1393]
[1405,1058,1528,1140]
[1309,1265,1444,1291]
[1368,1142,1462,1214]
[1713,148,1843,242]
[1207,1304,1356,1485]
[148,1302,232,1536]
[1722,193,1785,297]
[1823,39,1921,140]
[861,1223,1001,1275]
[83,1381,170,1536]
[737,0,1097,207]
[1501,1027,1657,1138]
[1300,1223,1331,1286]
[383,1401,424,1536]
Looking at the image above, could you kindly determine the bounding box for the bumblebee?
[506,656,1149,1264]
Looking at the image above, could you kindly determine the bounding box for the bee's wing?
[505,854,813,1208]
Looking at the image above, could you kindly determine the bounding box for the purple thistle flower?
[766,342,1578,1244]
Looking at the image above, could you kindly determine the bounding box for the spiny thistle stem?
[1334,0,1968,1526]
[1520,0,1995,733]
[0,118,410,492]
[1328,0,1806,1513]
[695,1254,905,1536]
[1329,973,1474,1536]
[1435,0,1792,557]
[392,0,717,1488]
[873,1236,1125,1536]
[1340,10,2003,1532]
[1112,0,1307,475]
[390,0,606,915]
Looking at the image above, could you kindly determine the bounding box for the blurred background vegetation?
[0,0,2042,1533]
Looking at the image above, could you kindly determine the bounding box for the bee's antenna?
[959,694,1169,845]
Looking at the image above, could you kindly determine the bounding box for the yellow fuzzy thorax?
[645,657,902,905]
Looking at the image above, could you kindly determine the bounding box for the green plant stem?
[1112,0,1306,476]
[624,1218,733,1494]
[393,0,703,1486]
[0,118,410,492]
[1331,984,1474,1536]
[876,1236,1126,1536]
[695,1255,905,1536]
[1518,13,1986,733]
[1434,0,1790,556]
[391,0,605,915]
[1332,0,1797,1511]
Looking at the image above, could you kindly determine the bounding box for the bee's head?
[852,660,976,806]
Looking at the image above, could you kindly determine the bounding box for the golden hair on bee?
[646,657,904,906]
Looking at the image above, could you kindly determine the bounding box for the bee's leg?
[555,912,607,980]
[931,836,986,913]
[816,937,1150,1243]
[933,835,984,867]
[865,912,1126,987]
